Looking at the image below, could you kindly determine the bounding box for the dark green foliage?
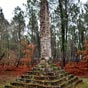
[26,0,40,58]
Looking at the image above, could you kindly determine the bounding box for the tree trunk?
[40,0,51,58]
[58,0,65,68]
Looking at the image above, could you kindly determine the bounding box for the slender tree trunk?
[16,26,21,67]
[77,20,84,50]
[65,0,68,45]
[65,0,68,62]
[58,0,65,68]
[40,0,51,58]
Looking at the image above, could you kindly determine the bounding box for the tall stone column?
[40,0,51,58]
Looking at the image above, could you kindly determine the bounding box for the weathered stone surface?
[40,0,51,58]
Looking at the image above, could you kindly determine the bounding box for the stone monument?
[40,0,51,58]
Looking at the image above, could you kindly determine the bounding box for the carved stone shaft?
[40,0,51,58]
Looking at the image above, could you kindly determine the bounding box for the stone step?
[15,73,75,85]
[7,82,62,88]
[66,74,74,80]
[26,71,40,75]
[64,78,82,88]
[4,77,82,88]
[26,69,66,75]
[22,73,62,78]
[21,75,33,79]
[4,85,14,88]
[16,76,65,84]
[4,85,24,88]
[21,72,69,80]
[8,76,74,87]
[4,63,82,88]
[73,79,82,86]
[14,76,73,87]
[10,82,38,87]
[21,74,62,80]
[67,76,78,84]
[26,71,56,76]
[59,76,80,88]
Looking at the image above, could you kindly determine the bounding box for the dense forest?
[0,0,88,88]
[0,0,88,66]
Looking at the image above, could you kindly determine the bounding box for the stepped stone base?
[4,62,82,88]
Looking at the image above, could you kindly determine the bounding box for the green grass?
[77,77,88,88]
[0,81,11,88]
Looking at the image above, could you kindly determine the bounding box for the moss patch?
[77,77,88,88]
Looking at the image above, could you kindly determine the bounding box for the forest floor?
[76,77,88,88]
[0,65,31,87]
